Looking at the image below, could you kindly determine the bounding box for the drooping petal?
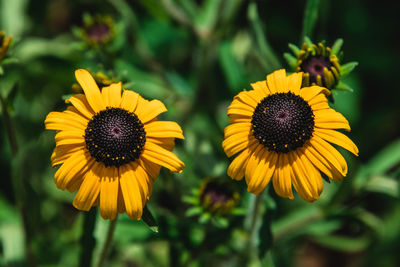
[141,142,185,173]
[314,109,351,131]
[119,163,144,220]
[272,154,294,199]
[227,142,258,181]
[72,162,102,211]
[314,129,358,156]
[51,144,82,167]
[45,111,87,131]
[99,166,119,220]
[75,69,105,112]
[222,132,254,158]
[247,149,277,194]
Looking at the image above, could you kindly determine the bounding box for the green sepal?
[340,61,358,76]
[283,53,298,69]
[199,213,211,224]
[186,207,203,217]
[141,206,159,233]
[304,36,313,47]
[334,82,354,92]
[182,196,199,205]
[288,43,300,55]
[213,217,228,228]
[331,38,343,55]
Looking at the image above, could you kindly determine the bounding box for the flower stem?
[248,194,263,246]
[96,216,118,267]
[0,94,18,155]
[78,209,97,267]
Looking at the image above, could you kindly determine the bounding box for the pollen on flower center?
[84,107,146,167]
[251,92,314,153]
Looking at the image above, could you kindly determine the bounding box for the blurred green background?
[1,0,400,266]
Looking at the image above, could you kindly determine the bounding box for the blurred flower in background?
[223,69,358,201]
[184,178,242,227]
[0,31,12,62]
[79,14,115,47]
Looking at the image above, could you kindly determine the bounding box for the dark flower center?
[300,55,333,84]
[86,22,110,42]
[251,92,314,153]
[84,107,146,167]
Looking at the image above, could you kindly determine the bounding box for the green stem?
[78,209,97,267]
[96,216,118,267]
[248,194,263,245]
[300,0,320,43]
[0,94,18,155]
[0,94,37,267]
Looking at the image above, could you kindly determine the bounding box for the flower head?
[284,38,358,92]
[199,178,240,215]
[81,15,115,46]
[0,31,12,62]
[223,69,358,202]
[45,69,185,219]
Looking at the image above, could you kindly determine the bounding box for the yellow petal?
[224,122,252,138]
[99,166,119,220]
[222,132,253,157]
[136,100,167,124]
[145,121,184,139]
[138,157,161,181]
[247,149,277,194]
[141,142,185,173]
[75,69,105,112]
[287,72,303,94]
[66,94,95,120]
[73,162,101,211]
[45,111,87,131]
[120,89,139,112]
[54,149,93,190]
[272,154,294,199]
[250,80,270,95]
[227,100,255,117]
[267,69,288,93]
[244,144,264,182]
[102,82,122,108]
[314,109,351,131]
[314,129,358,156]
[300,85,330,101]
[55,130,85,146]
[119,163,144,220]
[288,151,315,201]
[235,91,259,108]
[51,144,82,167]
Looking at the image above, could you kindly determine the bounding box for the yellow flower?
[222,69,358,202]
[45,69,185,219]
[0,31,12,62]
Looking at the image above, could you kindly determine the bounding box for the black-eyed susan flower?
[80,14,115,46]
[45,69,185,220]
[184,178,242,227]
[222,69,358,202]
[0,31,12,62]
[284,38,358,92]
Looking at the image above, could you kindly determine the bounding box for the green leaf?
[194,0,222,35]
[340,61,358,76]
[219,41,246,91]
[141,206,159,233]
[248,2,281,71]
[367,139,400,175]
[363,175,400,198]
[301,0,320,42]
[165,72,194,97]
[311,234,370,253]
[199,213,211,223]
[0,65,3,75]
[213,217,229,228]
[182,196,199,205]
